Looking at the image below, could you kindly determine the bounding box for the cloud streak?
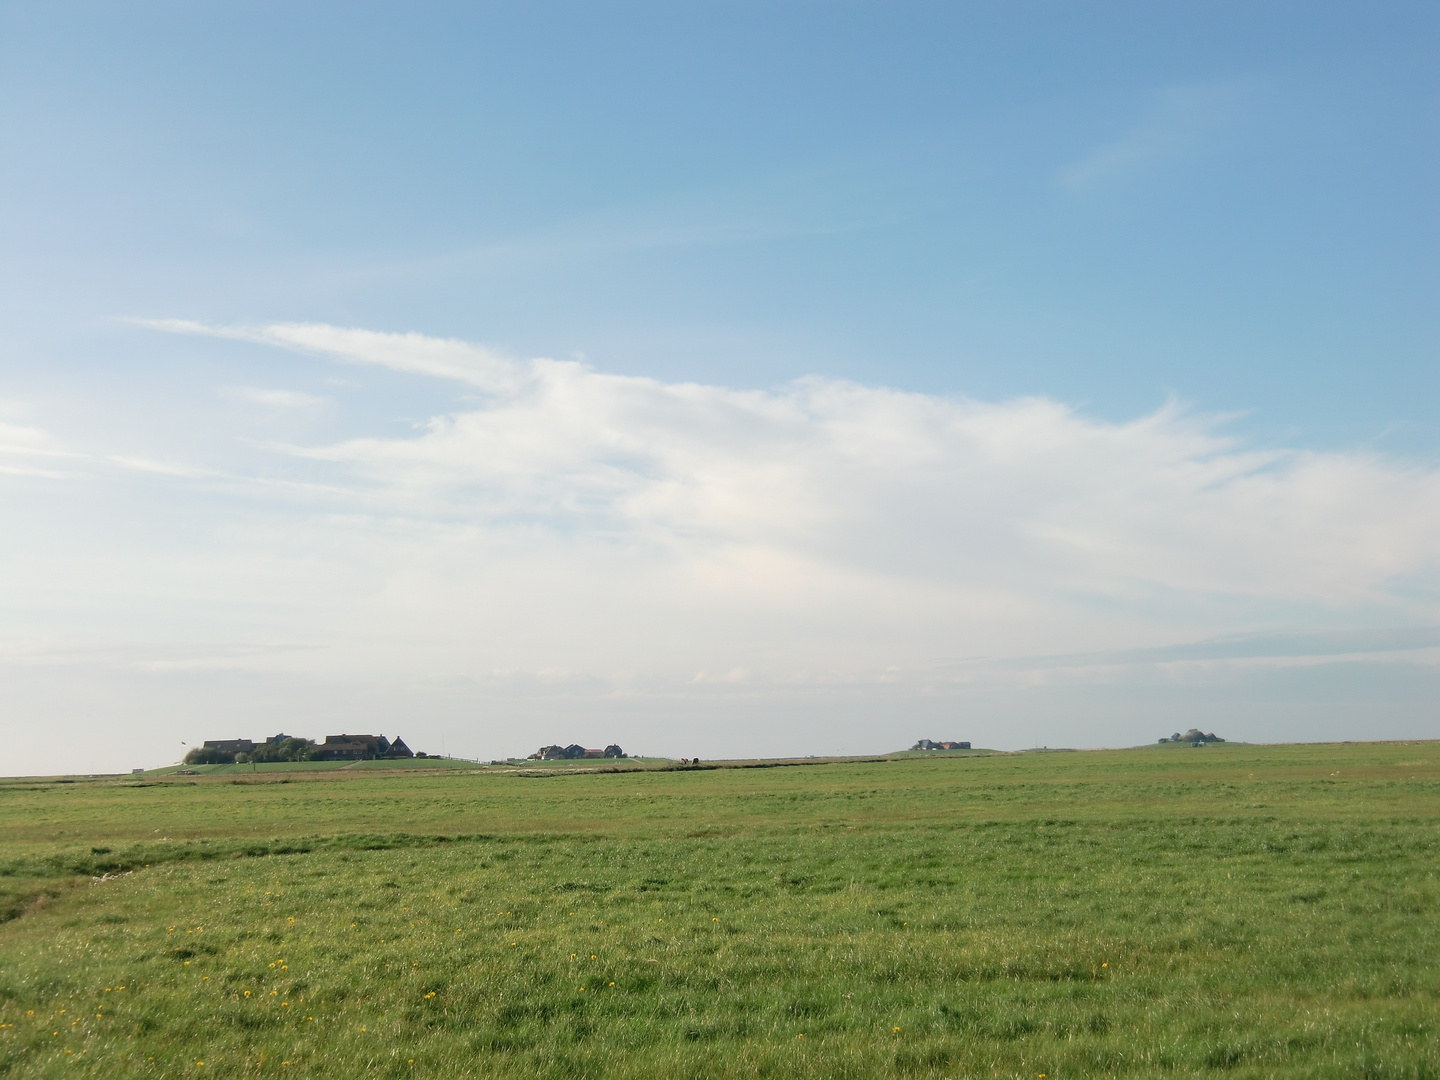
[132,318,522,392]
[1058,80,1255,191]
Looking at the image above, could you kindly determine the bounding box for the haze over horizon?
[1,2,1436,774]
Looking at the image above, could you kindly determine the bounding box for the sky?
[1,1,1436,774]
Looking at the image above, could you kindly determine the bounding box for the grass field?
[1,742,1436,1078]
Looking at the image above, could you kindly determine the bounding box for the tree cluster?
[182,746,236,765]
[183,737,320,765]
[245,737,320,762]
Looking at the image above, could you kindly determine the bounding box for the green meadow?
[1,743,1436,1079]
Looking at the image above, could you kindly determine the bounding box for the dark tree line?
[183,737,319,765]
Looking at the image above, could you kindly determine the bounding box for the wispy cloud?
[132,319,521,392]
[106,455,218,479]
[0,639,321,672]
[222,386,329,409]
[957,626,1440,672]
[1058,79,1256,191]
[0,416,85,477]
[0,418,77,459]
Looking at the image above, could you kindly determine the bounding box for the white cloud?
[144,320,1440,615]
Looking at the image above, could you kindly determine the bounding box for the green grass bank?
[1,741,1436,1078]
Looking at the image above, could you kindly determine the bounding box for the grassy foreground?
[0,743,1437,1078]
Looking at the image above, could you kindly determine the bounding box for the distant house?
[203,738,256,755]
[532,744,584,760]
[314,734,415,761]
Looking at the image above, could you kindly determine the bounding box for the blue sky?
[1,2,1436,772]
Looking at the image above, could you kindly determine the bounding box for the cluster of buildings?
[201,733,421,761]
[911,738,972,751]
[1160,729,1225,745]
[529,744,626,760]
